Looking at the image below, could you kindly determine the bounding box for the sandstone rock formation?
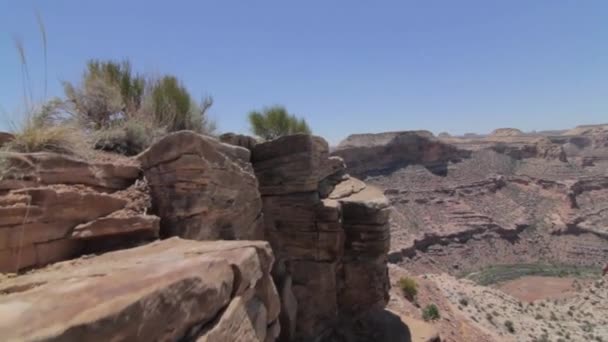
[249,134,391,340]
[0,238,280,342]
[0,130,394,341]
[332,131,467,178]
[220,132,259,150]
[489,127,524,137]
[137,131,263,241]
[490,138,567,162]
[0,152,158,273]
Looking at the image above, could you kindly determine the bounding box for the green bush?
[144,76,215,134]
[504,320,515,333]
[248,105,311,140]
[63,59,216,155]
[397,277,418,301]
[422,304,440,321]
[64,60,133,129]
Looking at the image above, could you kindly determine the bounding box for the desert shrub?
[64,60,216,154]
[143,76,215,134]
[422,304,440,321]
[63,62,126,129]
[459,297,469,306]
[93,116,164,156]
[248,105,311,140]
[397,277,418,301]
[87,60,144,112]
[504,320,515,333]
[5,100,87,156]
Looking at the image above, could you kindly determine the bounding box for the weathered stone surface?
[0,152,140,192]
[276,274,298,341]
[0,238,279,342]
[137,131,263,241]
[252,134,330,195]
[0,153,158,272]
[220,132,259,151]
[291,260,339,338]
[196,297,259,342]
[246,297,269,341]
[251,134,392,340]
[71,214,160,239]
[327,176,366,200]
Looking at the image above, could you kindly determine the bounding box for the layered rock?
[0,238,280,342]
[489,127,524,137]
[250,134,391,340]
[137,131,263,240]
[220,132,259,151]
[491,138,567,162]
[332,131,467,178]
[0,152,158,273]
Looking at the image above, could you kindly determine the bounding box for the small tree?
[248,105,311,141]
[144,76,215,134]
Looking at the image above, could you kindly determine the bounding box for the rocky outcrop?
[137,131,263,241]
[0,238,280,342]
[250,134,391,340]
[0,152,141,194]
[489,128,524,137]
[491,138,567,162]
[220,132,259,151]
[332,131,467,178]
[0,152,158,273]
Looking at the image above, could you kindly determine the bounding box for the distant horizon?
[2,0,608,145]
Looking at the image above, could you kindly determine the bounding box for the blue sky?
[1,0,607,144]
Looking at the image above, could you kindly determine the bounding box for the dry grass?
[4,111,89,157]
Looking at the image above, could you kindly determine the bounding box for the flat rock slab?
[0,238,276,342]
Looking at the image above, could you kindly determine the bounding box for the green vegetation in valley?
[463,263,602,286]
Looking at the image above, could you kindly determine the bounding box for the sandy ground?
[495,276,592,302]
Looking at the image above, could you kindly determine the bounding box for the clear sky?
[1,0,607,144]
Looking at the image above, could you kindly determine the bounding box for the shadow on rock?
[326,309,412,342]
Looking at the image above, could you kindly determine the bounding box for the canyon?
[333,124,608,341]
[0,123,607,341]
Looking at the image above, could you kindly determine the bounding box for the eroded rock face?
[0,153,158,273]
[491,138,567,162]
[0,132,14,148]
[0,152,141,193]
[332,131,467,178]
[250,134,391,341]
[220,132,259,151]
[0,238,280,342]
[137,131,263,241]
